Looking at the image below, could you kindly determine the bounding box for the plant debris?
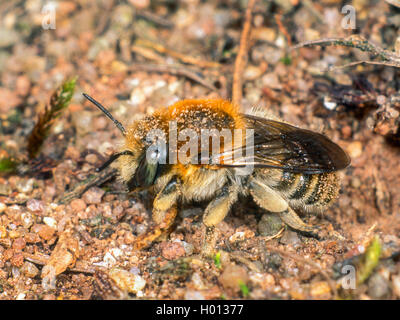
[27,79,76,159]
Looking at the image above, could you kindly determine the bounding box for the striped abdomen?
[272,171,340,213]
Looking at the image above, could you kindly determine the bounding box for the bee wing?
[206,114,351,174]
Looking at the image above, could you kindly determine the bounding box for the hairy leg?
[201,184,238,257]
[133,177,180,250]
[250,178,318,235]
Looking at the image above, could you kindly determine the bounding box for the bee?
[83,94,350,256]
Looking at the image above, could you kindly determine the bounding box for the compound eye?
[128,153,160,190]
[146,139,167,165]
[147,146,166,165]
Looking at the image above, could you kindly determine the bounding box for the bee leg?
[250,178,319,237]
[278,207,319,236]
[201,185,238,257]
[249,179,288,212]
[202,226,220,259]
[133,177,180,250]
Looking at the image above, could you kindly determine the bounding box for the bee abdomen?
[301,172,339,209]
[273,171,339,211]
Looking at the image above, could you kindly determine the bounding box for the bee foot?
[279,208,320,238]
[200,226,219,258]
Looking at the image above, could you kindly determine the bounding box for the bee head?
[83,93,167,190]
[118,137,166,191]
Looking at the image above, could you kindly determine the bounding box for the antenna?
[82,93,126,136]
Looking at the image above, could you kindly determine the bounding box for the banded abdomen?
[271,170,340,213]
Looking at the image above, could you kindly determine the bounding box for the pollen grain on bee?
[144,120,254,174]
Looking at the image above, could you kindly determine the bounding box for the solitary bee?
[83,94,350,255]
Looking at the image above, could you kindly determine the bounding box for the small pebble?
[108,268,146,294]
[12,266,20,278]
[21,212,34,229]
[43,186,56,202]
[249,272,275,290]
[3,248,14,261]
[184,290,205,300]
[128,0,150,9]
[0,184,11,196]
[279,230,301,246]
[218,264,249,291]
[11,252,24,267]
[392,275,400,298]
[0,238,12,248]
[21,262,39,278]
[368,273,390,299]
[347,141,363,159]
[85,153,98,164]
[160,241,186,260]
[0,226,7,239]
[229,231,246,243]
[310,281,331,298]
[27,199,45,214]
[33,224,56,241]
[129,267,140,275]
[16,179,34,194]
[112,205,124,220]
[103,252,117,268]
[70,199,87,213]
[16,75,31,97]
[341,125,352,139]
[243,65,264,81]
[135,224,147,236]
[8,232,20,241]
[12,238,26,250]
[43,217,57,229]
[262,73,282,90]
[258,213,283,237]
[16,293,26,300]
[350,177,361,189]
[25,233,40,243]
[82,187,105,204]
[5,205,22,219]
[323,97,337,111]
[191,272,206,290]
[181,241,194,256]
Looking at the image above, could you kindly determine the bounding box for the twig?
[259,227,285,242]
[136,10,174,29]
[129,63,218,92]
[275,14,292,47]
[292,35,400,70]
[232,0,257,105]
[131,45,165,63]
[58,167,118,204]
[263,243,339,297]
[326,60,400,71]
[135,39,222,68]
[230,251,262,272]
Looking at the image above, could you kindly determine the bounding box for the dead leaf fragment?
[41,231,80,278]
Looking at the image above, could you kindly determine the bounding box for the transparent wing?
[205,114,351,174]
